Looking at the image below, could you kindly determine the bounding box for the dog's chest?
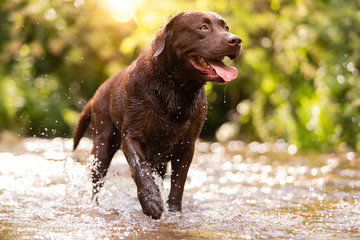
[152,104,193,139]
[138,111,189,161]
[146,86,200,134]
[125,81,206,160]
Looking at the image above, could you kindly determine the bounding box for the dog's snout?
[227,35,242,46]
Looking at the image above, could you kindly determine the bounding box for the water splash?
[1,138,360,239]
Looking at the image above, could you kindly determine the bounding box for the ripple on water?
[1,138,360,239]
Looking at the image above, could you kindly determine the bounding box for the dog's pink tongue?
[208,60,238,82]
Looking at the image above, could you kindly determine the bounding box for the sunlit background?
[99,0,143,24]
[0,0,360,152]
[1,1,360,239]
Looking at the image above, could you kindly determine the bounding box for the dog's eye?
[225,26,230,31]
[199,25,208,31]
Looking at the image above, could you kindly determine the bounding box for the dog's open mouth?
[187,54,238,82]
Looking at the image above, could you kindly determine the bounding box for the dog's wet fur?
[73,10,242,219]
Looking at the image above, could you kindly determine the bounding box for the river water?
[0,137,360,239]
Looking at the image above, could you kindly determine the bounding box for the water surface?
[1,138,360,239]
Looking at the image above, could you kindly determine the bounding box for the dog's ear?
[152,13,182,59]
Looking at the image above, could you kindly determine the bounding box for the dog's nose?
[227,35,242,46]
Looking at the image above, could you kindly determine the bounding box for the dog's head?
[152,11,242,83]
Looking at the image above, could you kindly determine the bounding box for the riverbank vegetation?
[0,0,359,151]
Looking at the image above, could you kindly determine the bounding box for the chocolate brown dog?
[73,10,242,219]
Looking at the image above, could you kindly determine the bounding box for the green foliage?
[0,0,359,151]
[227,0,360,151]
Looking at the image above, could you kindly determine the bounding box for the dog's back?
[73,10,241,219]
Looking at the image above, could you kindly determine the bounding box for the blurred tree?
[0,0,359,151]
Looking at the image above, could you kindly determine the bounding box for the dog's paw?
[137,184,164,219]
[168,202,182,212]
[142,199,164,219]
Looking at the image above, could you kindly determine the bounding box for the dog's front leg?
[122,136,164,219]
[168,145,194,212]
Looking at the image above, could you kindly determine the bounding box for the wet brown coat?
[73,11,241,219]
